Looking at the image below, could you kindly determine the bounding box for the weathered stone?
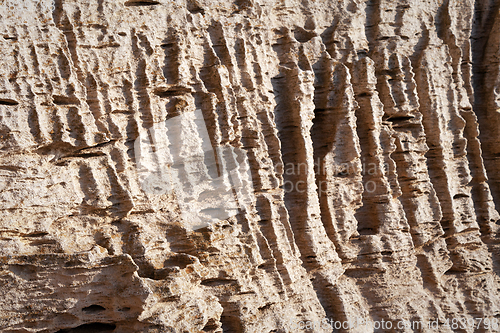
[0,0,499,332]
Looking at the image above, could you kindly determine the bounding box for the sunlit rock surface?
[0,0,499,332]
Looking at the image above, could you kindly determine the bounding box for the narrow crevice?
[254,195,292,289]
[104,160,134,216]
[131,30,155,130]
[200,278,238,287]
[0,99,19,106]
[85,74,110,138]
[124,1,161,7]
[199,36,233,145]
[234,38,254,90]
[153,85,193,98]
[122,78,140,141]
[364,0,381,54]
[65,106,88,146]
[161,29,181,84]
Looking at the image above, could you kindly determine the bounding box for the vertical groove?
[415,39,491,274]
[311,54,362,260]
[272,31,344,319]
[472,0,500,211]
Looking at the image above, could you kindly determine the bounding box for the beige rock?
[0,0,499,332]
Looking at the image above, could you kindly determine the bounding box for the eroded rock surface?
[0,0,499,332]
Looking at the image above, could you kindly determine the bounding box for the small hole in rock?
[0,99,19,105]
[82,305,106,313]
[124,0,160,6]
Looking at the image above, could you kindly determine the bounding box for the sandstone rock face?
[0,0,499,332]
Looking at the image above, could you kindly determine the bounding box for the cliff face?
[0,0,499,332]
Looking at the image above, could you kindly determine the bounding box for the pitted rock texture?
[0,0,499,332]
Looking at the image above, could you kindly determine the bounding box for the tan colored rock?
[0,0,499,332]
